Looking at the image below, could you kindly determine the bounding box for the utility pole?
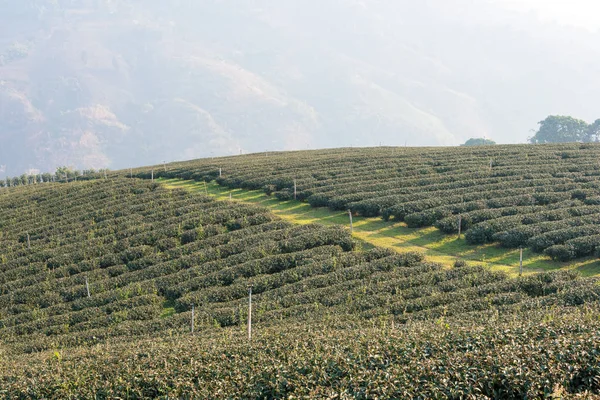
[247,284,253,341]
[519,248,523,276]
[293,179,297,200]
[348,210,353,234]
[191,304,195,333]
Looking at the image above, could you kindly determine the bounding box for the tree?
[55,166,77,180]
[529,116,590,144]
[461,138,496,146]
[588,119,600,142]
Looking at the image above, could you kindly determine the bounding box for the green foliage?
[461,137,496,146]
[0,305,599,398]
[123,143,600,259]
[530,115,591,144]
[589,119,600,142]
[1,173,600,397]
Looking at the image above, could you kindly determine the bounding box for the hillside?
[2,0,600,175]
[0,178,360,350]
[0,177,599,397]
[131,144,600,267]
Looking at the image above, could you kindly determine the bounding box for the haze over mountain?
[1,0,599,177]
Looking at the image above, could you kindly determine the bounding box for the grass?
[160,300,176,319]
[160,178,600,277]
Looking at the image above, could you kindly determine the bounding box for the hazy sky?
[494,0,600,31]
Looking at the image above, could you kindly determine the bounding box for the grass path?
[161,178,600,277]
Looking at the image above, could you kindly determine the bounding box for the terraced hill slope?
[132,144,600,266]
[0,179,359,350]
[0,177,599,397]
[161,178,600,276]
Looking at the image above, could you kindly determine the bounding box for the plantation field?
[131,144,600,265]
[2,307,599,398]
[161,178,600,277]
[0,179,366,351]
[0,174,599,397]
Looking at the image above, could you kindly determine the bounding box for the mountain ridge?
[1,0,599,177]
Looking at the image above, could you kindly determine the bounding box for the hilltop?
[128,144,600,273]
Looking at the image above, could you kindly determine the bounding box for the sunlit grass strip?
[160,178,600,277]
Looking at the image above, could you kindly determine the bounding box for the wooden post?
[191,304,195,333]
[348,210,353,234]
[219,168,222,178]
[457,216,462,239]
[519,248,523,276]
[293,179,297,200]
[85,276,90,298]
[26,233,30,250]
[247,285,253,341]
[151,170,154,182]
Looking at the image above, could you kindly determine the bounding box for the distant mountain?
[1,0,599,176]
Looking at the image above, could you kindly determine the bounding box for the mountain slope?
[130,144,600,268]
[1,0,600,176]
[0,177,599,397]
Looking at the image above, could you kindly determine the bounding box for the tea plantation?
[133,144,600,262]
[0,176,599,397]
